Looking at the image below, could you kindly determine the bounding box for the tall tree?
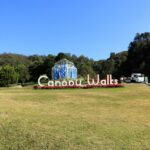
[16,64,30,85]
[0,65,19,87]
[43,55,55,79]
[55,53,68,62]
[126,32,150,77]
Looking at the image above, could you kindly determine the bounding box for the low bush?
[33,84,124,89]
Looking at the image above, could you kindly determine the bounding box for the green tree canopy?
[0,65,19,87]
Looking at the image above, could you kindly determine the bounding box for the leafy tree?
[0,53,30,67]
[28,55,46,63]
[55,53,68,62]
[93,52,128,78]
[126,32,150,77]
[43,55,55,79]
[16,64,30,85]
[76,55,95,78]
[0,65,19,87]
[29,61,45,82]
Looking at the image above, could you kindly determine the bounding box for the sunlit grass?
[0,84,150,150]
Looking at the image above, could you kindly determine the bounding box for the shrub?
[33,84,124,89]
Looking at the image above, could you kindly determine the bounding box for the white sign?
[38,74,118,87]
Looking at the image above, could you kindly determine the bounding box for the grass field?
[0,84,150,150]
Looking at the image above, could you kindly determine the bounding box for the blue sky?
[0,0,150,60]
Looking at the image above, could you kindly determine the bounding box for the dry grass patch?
[0,84,150,150]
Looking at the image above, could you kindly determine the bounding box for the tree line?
[0,32,150,87]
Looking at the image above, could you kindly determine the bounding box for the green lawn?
[0,84,150,150]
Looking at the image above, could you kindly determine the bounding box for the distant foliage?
[0,32,150,87]
[126,32,150,77]
[16,64,30,85]
[0,53,30,66]
[0,65,19,87]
